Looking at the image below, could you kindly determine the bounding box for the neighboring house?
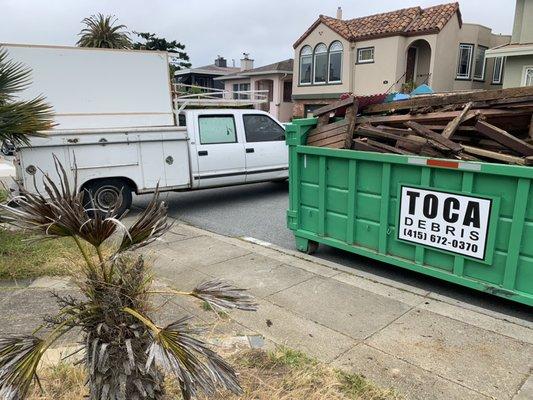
[215,58,294,122]
[486,0,533,88]
[174,56,239,90]
[292,3,511,117]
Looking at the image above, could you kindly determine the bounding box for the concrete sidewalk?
[1,220,532,399]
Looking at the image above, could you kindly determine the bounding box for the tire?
[306,240,319,255]
[83,179,132,216]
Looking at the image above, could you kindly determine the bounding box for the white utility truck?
[3,44,288,213]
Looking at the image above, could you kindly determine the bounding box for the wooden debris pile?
[305,87,533,166]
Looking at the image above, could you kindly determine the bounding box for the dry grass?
[28,347,401,400]
[0,228,79,280]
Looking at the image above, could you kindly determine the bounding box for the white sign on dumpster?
[397,186,492,260]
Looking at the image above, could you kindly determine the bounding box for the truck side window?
[198,115,237,144]
[243,114,285,142]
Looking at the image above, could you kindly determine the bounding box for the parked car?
[1,140,15,156]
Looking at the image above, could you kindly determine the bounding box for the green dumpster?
[286,118,533,306]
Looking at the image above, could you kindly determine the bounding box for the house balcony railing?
[172,83,269,111]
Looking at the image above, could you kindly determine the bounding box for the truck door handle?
[198,150,208,156]
[246,148,255,153]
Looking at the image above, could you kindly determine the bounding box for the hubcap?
[94,186,121,210]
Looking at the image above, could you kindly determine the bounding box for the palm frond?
[192,279,258,311]
[0,46,54,145]
[118,187,171,252]
[124,308,242,399]
[77,14,131,49]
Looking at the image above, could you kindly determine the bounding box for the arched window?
[313,43,327,84]
[299,45,312,85]
[328,41,343,83]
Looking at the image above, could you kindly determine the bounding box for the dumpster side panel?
[286,119,533,306]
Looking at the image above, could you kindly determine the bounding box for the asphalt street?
[137,181,532,321]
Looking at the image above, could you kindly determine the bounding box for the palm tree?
[0,47,54,145]
[0,159,256,399]
[77,14,132,49]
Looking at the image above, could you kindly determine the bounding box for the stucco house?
[486,0,533,88]
[215,59,294,122]
[174,56,239,90]
[292,3,511,117]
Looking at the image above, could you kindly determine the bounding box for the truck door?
[193,113,246,188]
[241,113,288,182]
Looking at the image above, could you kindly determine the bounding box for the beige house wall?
[503,55,533,87]
[512,0,533,43]
[222,74,293,122]
[293,22,352,97]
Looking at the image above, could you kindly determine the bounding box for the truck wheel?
[83,179,132,216]
[306,240,319,255]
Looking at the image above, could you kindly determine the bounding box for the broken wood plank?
[366,139,414,155]
[307,125,349,144]
[308,134,347,148]
[344,101,359,149]
[352,139,386,153]
[405,121,463,152]
[441,102,474,139]
[356,125,407,141]
[313,96,356,117]
[308,119,349,136]
[475,120,533,156]
[363,86,533,114]
[375,125,412,136]
[529,114,533,141]
[462,145,525,165]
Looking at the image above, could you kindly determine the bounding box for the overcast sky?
[1,0,516,68]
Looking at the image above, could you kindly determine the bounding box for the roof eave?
[486,44,533,58]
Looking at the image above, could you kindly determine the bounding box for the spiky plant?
[77,14,132,49]
[0,47,54,146]
[0,157,256,400]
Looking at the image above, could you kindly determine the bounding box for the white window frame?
[299,45,313,85]
[456,43,474,80]
[357,47,374,64]
[492,57,504,84]
[473,45,488,81]
[313,43,328,84]
[523,66,533,86]
[327,41,343,83]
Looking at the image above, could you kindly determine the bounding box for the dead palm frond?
[0,157,256,400]
[77,14,132,49]
[0,47,54,146]
[192,280,258,312]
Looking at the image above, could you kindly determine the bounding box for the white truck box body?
[1,44,174,129]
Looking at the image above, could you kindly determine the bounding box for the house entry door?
[406,47,417,84]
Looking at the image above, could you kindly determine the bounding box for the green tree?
[0,48,54,145]
[0,160,256,399]
[77,14,132,49]
[133,31,191,76]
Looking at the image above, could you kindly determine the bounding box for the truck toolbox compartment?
[286,118,533,306]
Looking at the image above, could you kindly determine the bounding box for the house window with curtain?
[473,45,488,81]
[313,43,328,84]
[328,41,343,83]
[299,45,312,85]
[492,57,504,84]
[456,43,473,79]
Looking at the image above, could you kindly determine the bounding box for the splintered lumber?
[462,145,526,165]
[352,139,385,152]
[307,120,349,144]
[441,102,474,139]
[363,86,533,114]
[366,139,414,155]
[529,115,533,140]
[475,120,533,156]
[312,96,356,117]
[405,121,463,152]
[344,100,359,148]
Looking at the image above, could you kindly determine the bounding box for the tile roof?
[293,2,461,48]
[216,59,294,80]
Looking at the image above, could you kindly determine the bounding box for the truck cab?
[185,109,287,188]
